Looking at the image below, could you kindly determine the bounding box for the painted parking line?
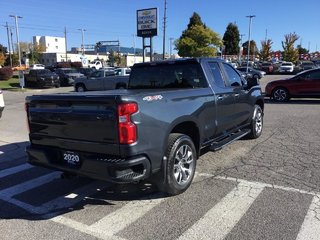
[178,182,264,240]
[89,194,165,236]
[296,196,320,240]
[0,163,33,178]
[0,172,60,197]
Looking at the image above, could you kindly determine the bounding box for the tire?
[253,74,259,79]
[272,87,289,102]
[55,83,60,88]
[75,84,86,92]
[158,133,197,195]
[247,104,263,139]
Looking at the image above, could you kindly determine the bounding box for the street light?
[246,15,256,73]
[78,28,86,55]
[9,15,22,67]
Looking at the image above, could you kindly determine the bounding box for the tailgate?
[26,94,120,154]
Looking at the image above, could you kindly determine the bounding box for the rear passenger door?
[206,61,236,136]
[221,63,252,128]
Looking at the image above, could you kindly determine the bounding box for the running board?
[210,129,251,151]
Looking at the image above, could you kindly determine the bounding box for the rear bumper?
[26,145,151,183]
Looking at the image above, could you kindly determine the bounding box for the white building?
[33,36,66,53]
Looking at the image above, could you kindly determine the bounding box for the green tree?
[260,39,273,61]
[0,53,6,66]
[175,12,222,57]
[222,23,240,55]
[282,32,299,62]
[29,43,46,64]
[0,44,7,54]
[242,40,258,57]
[108,50,121,66]
[297,44,308,54]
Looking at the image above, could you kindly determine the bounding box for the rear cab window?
[128,62,208,89]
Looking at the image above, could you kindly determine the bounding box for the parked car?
[29,64,45,70]
[295,61,316,72]
[265,68,320,101]
[0,89,4,119]
[237,67,265,79]
[24,69,60,88]
[55,68,84,86]
[78,67,96,77]
[279,62,295,73]
[261,62,274,74]
[74,69,128,92]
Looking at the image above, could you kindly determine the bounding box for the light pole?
[78,28,86,55]
[9,15,22,67]
[246,15,255,73]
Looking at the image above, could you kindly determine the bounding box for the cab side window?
[222,63,242,87]
[208,62,226,88]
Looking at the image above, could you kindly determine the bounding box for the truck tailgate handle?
[217,95,223,101]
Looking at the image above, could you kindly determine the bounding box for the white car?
[0,90,5,118]
[30,64,45,70]
[279,62,294,73]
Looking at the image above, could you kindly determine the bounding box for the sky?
[1,0,320,54]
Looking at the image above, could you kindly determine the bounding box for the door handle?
[234,93,240,97]
[217,95,223,101]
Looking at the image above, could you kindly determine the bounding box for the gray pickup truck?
[74,69,129,92]
[26,58,264,195]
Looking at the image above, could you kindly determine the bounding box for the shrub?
[56,62,71,68]
[70,61,82,69]
[0,67,13,80]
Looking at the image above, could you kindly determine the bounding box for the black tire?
[157,133,197,195]
[253,74,259,79]
[55,83,60,88]
[272,87,289,102]
[247,104,263,139]
[75,84,86,92]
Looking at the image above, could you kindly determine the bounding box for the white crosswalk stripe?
[178,182,264,240]
[0,163,33,178]
[296,195,320,240]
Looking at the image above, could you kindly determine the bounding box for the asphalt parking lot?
[0,75,320,240]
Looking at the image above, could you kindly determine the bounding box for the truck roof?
[132,57,225,67]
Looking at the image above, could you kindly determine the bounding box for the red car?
[265,69,320,101]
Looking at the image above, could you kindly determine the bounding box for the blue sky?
[1,0,319,54]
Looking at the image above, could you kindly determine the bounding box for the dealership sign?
[137,8,157,37]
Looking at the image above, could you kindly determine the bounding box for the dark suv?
[55,68,84,86]
[25,69,60,88]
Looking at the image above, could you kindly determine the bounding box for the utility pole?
[169,37,174,59]
[239,34,245,61]
[64,27,68,62]
[265,29,268,42]
[4,22,12,67]
[162,0,167,60]
[246,15,256,73]
[78,28,86,55]
[9,15,22,68]
[10,27,14,54]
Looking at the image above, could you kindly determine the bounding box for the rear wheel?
[247,104,263,139]
[157,133,197,195]
[272,87,289,102]
[75,84,86,92]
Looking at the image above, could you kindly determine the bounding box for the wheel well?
[256,99,264,111]
[171,121,200,155]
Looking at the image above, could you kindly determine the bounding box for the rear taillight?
[118,103,138,144]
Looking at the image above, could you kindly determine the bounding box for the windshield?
[64,69,78,74]
[128,62,207,89]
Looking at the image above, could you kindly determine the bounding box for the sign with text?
[137,8,158,37]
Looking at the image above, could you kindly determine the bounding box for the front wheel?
[272,87,289,102]
[75,84,86,92]
[247,104,263,139]
[158,133,197,195]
